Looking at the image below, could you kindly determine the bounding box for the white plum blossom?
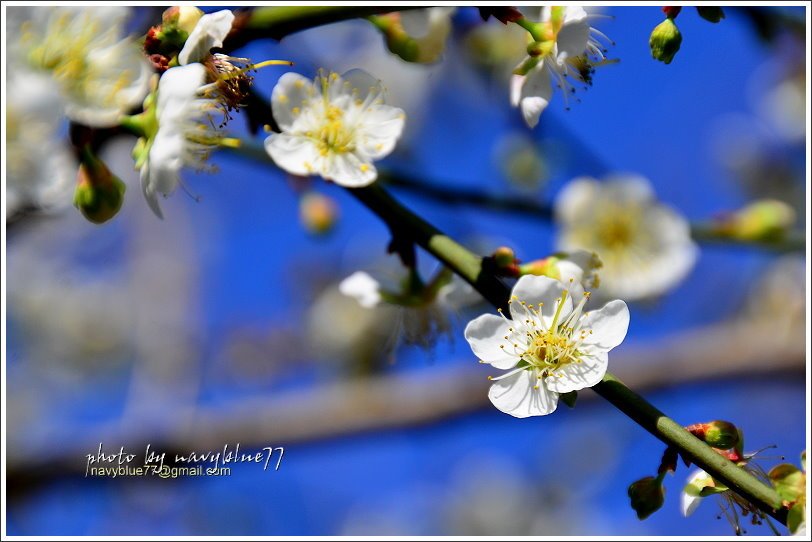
[137,63,229,218]
[465,275,629,418]
[511,6,612,128]
[265,69,406,187]
[178,9,235,65]
[555,175,698,301]
[13,6,151,127]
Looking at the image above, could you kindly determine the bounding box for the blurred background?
[4,5,807,536]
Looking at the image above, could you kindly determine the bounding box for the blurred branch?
[228,141,805,253]
[6,319,804,497]
[734,6,806,43]
[690,223,805,253]
[223,6,414,52]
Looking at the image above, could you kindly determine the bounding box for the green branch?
[223,6,415,51]
[347,182,789,526]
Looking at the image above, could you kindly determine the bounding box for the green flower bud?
[697,7,725,23]
[628,476,665,520]
[492,246,517,268]
[704,420,740,450]
[650,18,682,65]
[725,199,796,242]
[768,463,805,504]
[73,158,126,225]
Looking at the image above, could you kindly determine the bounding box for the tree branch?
[223,6,414,52]
[346,183,790,525]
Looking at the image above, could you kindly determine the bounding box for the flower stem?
[514,16,545,42]
[347,182,789,526]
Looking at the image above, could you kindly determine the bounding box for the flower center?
[524,328,581,376]
[315,105,355,156]
[496,288,593,386]
[597,216,634,249]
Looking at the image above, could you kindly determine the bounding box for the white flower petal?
[323,153,377,187]
[356,105,406,160]
[545,351,608,393]
[554,177,600,225]
[339,271,382,308]
[464,314,518,369]
[340,68,384,104]
[509,275,572,325]
[157,64,207,118]
[264,133,322,177]
[557,12,591,60]
[580,300,629,353]
[488,370,558,418]
[178,9,235,65]
[271,72,318,132]
[519,67,553,128]
[140,167,165,219]
[682,469,715,517]
[510,74,526,107]
[602,174,656,204]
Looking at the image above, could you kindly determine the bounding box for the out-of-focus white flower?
[136,63,230,218]
[16,6,151,127]
[5,69,75,216]
[464,275,628,418]
[511,6,612,128]
[340,268,480,350]
[555,175,698,301]
[307,283,400,374]
[265,69,406,187]
[178,9,235,65]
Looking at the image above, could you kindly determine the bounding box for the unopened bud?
[687,420,740,450]
[299,191,339,235]
[492,246,516,268]
[146,6,204,55]
[704,421,740,450]
[721,199,796,242]
[520,250,601,292]
[696,7,725,23]
[163,6,203,35]
[628,476,665,520]
[650,18,682,64]
[73,151,126,224]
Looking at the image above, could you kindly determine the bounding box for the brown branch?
[6,319,804,498]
